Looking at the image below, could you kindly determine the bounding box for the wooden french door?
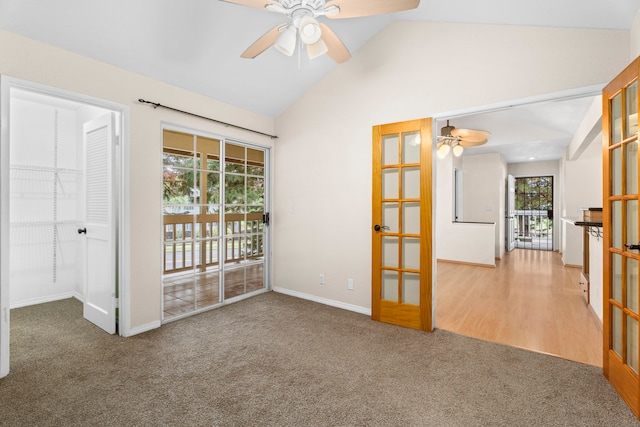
[603,56,640,417]
[371,119,433,331]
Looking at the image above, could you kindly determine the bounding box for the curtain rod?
[138,98,278,140]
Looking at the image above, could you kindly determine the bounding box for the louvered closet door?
[82,113,116,334]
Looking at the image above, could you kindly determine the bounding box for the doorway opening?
[513,175,554,250]
[161,127,270,322]
[0,77,129,378]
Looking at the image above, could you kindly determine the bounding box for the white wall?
[274,21,629,311]
[462,153,506,259]
[561,138,603,266]
[631,9,640,59]
[9,97,81,306]
[435,152,495,266]
[0,29,275,333]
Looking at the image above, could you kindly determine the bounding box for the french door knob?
[374,225,390,232]
[77,228,87,234]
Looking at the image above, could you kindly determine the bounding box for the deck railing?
[163,212,264,274]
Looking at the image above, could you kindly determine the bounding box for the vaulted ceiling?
[0,0,638,162]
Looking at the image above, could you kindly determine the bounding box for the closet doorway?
[0,77,129,378]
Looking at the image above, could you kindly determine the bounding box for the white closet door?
[82,113,116,334]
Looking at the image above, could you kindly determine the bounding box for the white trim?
[0,75,10,378]
[272,287,372,316]
[128,320,162,336]
[432,84,605,121]
[10,292,84,309]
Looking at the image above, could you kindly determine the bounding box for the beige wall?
[462,154,507,259]
[632,9,640,59]
[274,21,629,312]
[0,29,275,333]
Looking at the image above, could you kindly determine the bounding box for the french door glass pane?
[402,167,420,199]
[402,202,420,234]
[382,135,399,166]
[627,200,638,248]
[402,238,420,270]
[382,203,399,233]
[382,237,399,268]
[628,317,639,373]
[628,257,639,314]
[612,94,622,144]
[402,272,420,305]
[613,201,622,249]
[613,306,623,357]
[613,254,623,302]
[382,169,399,199]
[382,271,398,301]
[612,147,622,196]
[627,141,638,194]
[402,132,421,164]
[627,81,638,139]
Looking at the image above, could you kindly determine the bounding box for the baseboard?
[127,320,162,337]
[588,304,603,332]
[437,259,496,268]
[272,287,371,316]
[563,262,582,269]
[10,291,83,309]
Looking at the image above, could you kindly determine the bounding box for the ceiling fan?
[437,120,490,158]
[221,0,420,63]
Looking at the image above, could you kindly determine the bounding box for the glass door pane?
[223,142,266,300]
[162,130,268,321]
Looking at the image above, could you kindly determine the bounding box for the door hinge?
[113,297,119,309]
[263,212,270,226]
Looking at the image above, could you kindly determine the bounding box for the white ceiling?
[1,0,639,162]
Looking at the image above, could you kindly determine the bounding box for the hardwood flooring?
[436,249,603,367]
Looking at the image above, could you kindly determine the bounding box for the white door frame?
[0,76,131,378]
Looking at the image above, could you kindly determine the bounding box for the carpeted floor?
[1,292,639,426]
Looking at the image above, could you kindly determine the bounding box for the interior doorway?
[0,77,129,378]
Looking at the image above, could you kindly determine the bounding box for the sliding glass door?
[161,128,269,321]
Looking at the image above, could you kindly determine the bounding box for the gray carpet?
[1,292,638,426]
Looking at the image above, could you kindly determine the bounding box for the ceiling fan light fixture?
[299,16,322,45]
[437,142,451,159]
[306,38,328,59]
[452,144,464,157]
[274,25,297,56]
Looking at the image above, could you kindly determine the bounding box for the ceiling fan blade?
[450,128,490,144]
[220,0,281,10]
[319,23,351,63]
[459,138,488,148]
[241,24,287,59]
[325,0,419,19]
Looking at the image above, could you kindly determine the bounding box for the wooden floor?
[436,249,603,367]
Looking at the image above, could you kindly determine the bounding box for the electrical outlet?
[347,279,354,290]
[319,274,325,285]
